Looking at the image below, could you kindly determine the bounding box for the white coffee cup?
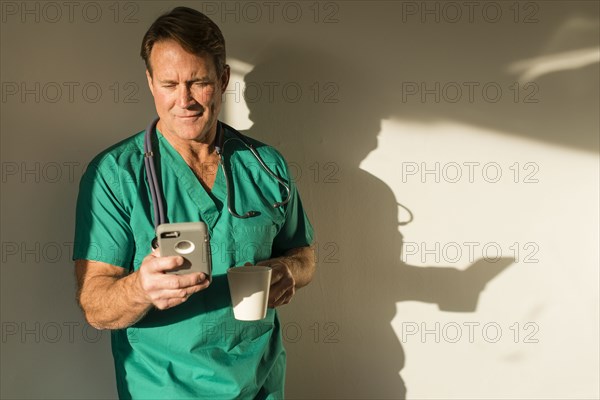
[227,265,272,321]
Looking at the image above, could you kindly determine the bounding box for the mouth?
[177,114,202,119]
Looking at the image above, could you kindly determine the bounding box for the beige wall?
[1,1,598,398]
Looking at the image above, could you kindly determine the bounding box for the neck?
[158,120,220,164]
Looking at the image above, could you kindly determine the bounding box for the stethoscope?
[143,117,291,247]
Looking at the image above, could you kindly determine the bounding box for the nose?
[177,84,195,108]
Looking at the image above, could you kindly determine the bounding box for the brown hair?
[141,7,226,76]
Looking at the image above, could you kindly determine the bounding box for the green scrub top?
[73,122,314,399]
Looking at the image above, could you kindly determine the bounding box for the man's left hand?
[256,258,295,308]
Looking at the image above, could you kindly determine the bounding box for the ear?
[146,70,155,96]
[220,64,230,92]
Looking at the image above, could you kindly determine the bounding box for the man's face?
[146,40,229,143]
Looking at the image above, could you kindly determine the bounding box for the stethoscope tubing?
[144,117,166,228]
[143,117,291,230]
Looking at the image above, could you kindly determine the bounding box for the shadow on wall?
[242,47,513,399]
[234,4,597,398]
[369,3,599,153]
[237,7,598,397]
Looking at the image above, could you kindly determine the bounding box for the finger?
[156,295,190,310]
[268,279,285,300]
[270,291,291,308]
[268,290,280,306]
[276,287,293,306]
[269,284,292,307]
[162,282,210,299]
[277,292,292,307]
[271,266,294,290]
[161,272,208,291]
[152,281,210,305]
[269,264,288,285]
[270,271,283,285]
[146,255,185,273]
[142,270,207,294]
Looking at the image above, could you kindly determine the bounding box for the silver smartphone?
[156,222,212,281]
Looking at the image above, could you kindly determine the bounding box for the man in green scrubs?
[73,7,315,399]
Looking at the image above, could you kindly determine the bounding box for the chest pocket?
[232,223,279,265]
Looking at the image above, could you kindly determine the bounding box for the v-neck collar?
[156,127,226,231]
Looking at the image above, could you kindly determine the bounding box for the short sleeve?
[271,169,314,256]
[72,159,134,269]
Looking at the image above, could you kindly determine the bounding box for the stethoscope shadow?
[133,274,233,328]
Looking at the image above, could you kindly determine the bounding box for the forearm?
[279,246,316,289]
[78,268,152,330]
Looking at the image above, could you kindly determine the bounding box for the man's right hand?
[75,250,210,330]
[135,250,210,310]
